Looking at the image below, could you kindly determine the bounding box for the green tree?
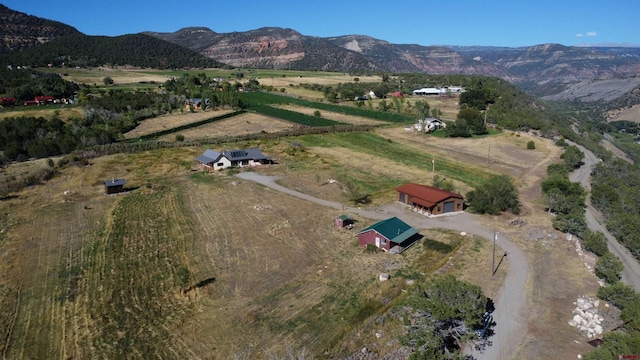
[527,141,535,150]
[596,253,624,284]
[103,76,114,85]
[560,145,584,169]
[582,231,609,257]
[466,175,520,215]
[416,100,430,120]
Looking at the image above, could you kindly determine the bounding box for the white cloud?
[586,31,597,37]
[576,33,584,37]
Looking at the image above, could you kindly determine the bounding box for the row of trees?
[541,143,587,235]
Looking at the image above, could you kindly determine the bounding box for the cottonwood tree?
[466,175,519,215]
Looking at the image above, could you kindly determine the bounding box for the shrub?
[466,175,519,215]
[175,134,185,142]
[582,230,609,256]
[527,140,535,150]
[595,253,624,284]
[313,110,321,117]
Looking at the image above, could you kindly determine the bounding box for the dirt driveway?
[235,171,528,360]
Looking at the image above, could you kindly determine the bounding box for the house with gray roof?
[196,148,272,171]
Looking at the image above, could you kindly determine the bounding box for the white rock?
[379,273,390,282]
[572,314,583,324]
[594,325,603,335]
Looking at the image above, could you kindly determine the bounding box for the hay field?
[123,109,236,139]
[157,112,297,142]
[0,145,471,358]
[0,106,83,122]
[275,104,385,126]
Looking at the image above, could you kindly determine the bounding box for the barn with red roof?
[396,183,464,216]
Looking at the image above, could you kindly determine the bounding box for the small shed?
[104,178,126,194]
[334,214,353,229]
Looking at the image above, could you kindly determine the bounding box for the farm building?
[104,178,126,194]
[358,217,419,253]
[396,183,464,216]
[196,148,272,171]
[334,214,353,229]
[414,118,446,132]
[412,86,464,96]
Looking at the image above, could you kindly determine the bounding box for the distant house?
[35,95,54,105]
[104,178,126,194]
[358,217,420,253]
[196,148,272,171]
[185,98,212,110]
[396,183,464,216]
[414,118,446,132]
[392,91,404,98]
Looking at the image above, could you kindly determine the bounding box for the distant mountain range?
[144,27,640,100]
[2,4,640,102]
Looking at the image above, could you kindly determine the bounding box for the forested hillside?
[0,33,226,69]
[0,4,81,55]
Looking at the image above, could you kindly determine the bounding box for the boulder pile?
[568,296,604,338]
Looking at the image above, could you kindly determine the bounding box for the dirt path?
[235,171,528,359]
[570,143,640,291]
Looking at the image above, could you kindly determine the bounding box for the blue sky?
[3,0,639,47]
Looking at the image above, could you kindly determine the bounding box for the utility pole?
[432,155,435,174]
[492,231,497,275]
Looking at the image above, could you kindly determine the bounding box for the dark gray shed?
[104,178,126,194]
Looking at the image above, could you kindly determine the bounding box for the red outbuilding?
[396,183,464,216]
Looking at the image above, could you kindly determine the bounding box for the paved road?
[236,171,528,360]
[569,143,640,291]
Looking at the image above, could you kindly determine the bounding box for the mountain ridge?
[2,2,640,103]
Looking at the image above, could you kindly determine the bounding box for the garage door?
[444,201,454,213]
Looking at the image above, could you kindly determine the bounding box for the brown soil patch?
[123,109,235,139]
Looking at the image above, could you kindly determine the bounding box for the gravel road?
[569,143,640,291]
[236,171,528,360]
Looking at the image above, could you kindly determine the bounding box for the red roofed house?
[396,183,464,216]
[35,96,54,105]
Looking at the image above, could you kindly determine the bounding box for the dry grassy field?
[123,109,236,139]
[0,70,603,359]
[0,106,84,122]
[157,112,298,142]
